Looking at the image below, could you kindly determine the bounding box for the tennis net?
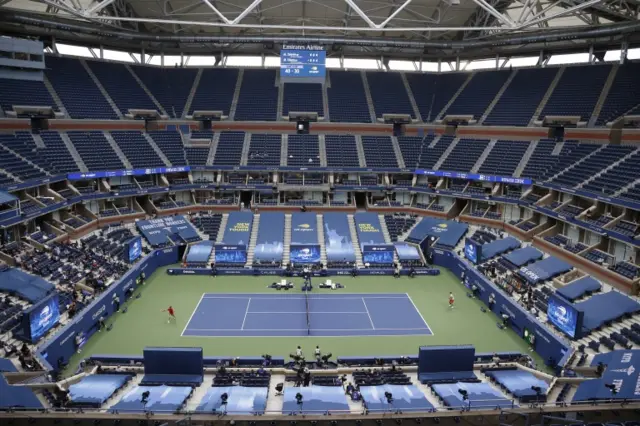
[305,291,311,336]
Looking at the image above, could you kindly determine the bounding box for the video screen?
[464,238,482,264]
[290,245,321,263]
[128,236,143,263]
[29,294,60,341]
[547,295,582,338]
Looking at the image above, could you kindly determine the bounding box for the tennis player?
[162,306,176,323]
[449,292,455,309]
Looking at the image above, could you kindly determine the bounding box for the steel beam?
[85,0,115,15]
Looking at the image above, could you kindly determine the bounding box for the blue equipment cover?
[556,276,602,302]
[518,256,572,284]
[360,385,434,412]
[0,375,43,409]
[0,268,54,303]
[186,241,214,264]
[484,369,548,399]
[291,212,319,245]
[223,212,253,245]
[254,212,285,262]
[282,385,350,415]
[354,213,386,248]
[323,212,356,261]
[502,247,543,267]
[431,382,514,410]
[480,237,520,262]
[110,385,192,413]
[406,218,468,248]
[136,215,200,247]
[69,374,133,406]
[575,350,640,401]
[575,291,640,333]
[195,386,268,414]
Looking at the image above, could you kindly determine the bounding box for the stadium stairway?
[546,144,605,183]
[588,64,619,127]
[433,137,460,170]
[59,132,88,172]
[360,71,377,123]
[378,214,399,265]
[354,135,367,168]
[347,214,364,268]
[206,132,220,166]
[216,214,229,244]
[125,64,167,116]
[280,134,288,166]
[240,133,252,166]
[80,59,123,119]
[529,67,564,126]
[103,131,133,169]
[478,69,517,124]
[283,214,292,265]
[614,177,640,199]
[318,135,328,167]
[514,140,538,178]
[142,133,171,167]
[390,136,406,169]
[228,69,244,121]
[316,213,328,266]
[471,139,497,173]
[245,214,261,267]
[401,72,422,122]
[436,72,475,121]
[578,147,640,190]
[276,77,284,120]
[42,75,68,118]
[182,68,203,118]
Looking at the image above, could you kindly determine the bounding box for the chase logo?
[438,224,447,229]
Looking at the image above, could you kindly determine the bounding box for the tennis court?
[181,293,433,337]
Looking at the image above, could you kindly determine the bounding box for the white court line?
[180,293,205,337]
[361,298,376,330]
[245,311,367,314]
[201,295,409,300]
[186,328,431,331]
[405,292,434,336]
[240,298,251,330]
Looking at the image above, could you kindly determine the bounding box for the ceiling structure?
[0,0,639,60]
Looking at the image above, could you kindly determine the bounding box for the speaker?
[393,122,405,137]
[549,126,565,142]
[30,117,49,134]
[201,119,212,130]
[296,120,310,134]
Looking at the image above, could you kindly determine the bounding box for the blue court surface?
[181,293,433,337]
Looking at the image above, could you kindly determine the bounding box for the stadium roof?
[1,0,639,59]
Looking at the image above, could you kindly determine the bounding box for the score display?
[280,46,326,83]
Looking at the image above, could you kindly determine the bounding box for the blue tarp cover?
[556,276,601,302]
[502,246,543,267]
[481,237,520,261]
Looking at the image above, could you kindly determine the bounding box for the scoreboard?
[280,45,326,83]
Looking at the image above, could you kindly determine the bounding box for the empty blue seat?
[325,135,360,167]
[88,60,156,115]
[478,140,530,176]
[234,69,278,121]
[440,138,490,172]
[132,66,198,118]
[361,136,398,168]
[405,73,468,122]
[443,70,511,119]
[283,83,323,117]
[366,71,414,119]
[327,71,370,122]
[247,134,281,166]
[189,68,238,116]
[287,135,321,167]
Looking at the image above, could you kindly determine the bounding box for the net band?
[305,291,311,336]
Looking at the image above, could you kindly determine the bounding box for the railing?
[3,398,640,418]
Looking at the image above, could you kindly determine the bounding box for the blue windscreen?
[223,212,253,245]
[394,243,421,261]
[291,213,318,245]
[354,213,386,248]
[254,213,285,262]
[323,213,356,261]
